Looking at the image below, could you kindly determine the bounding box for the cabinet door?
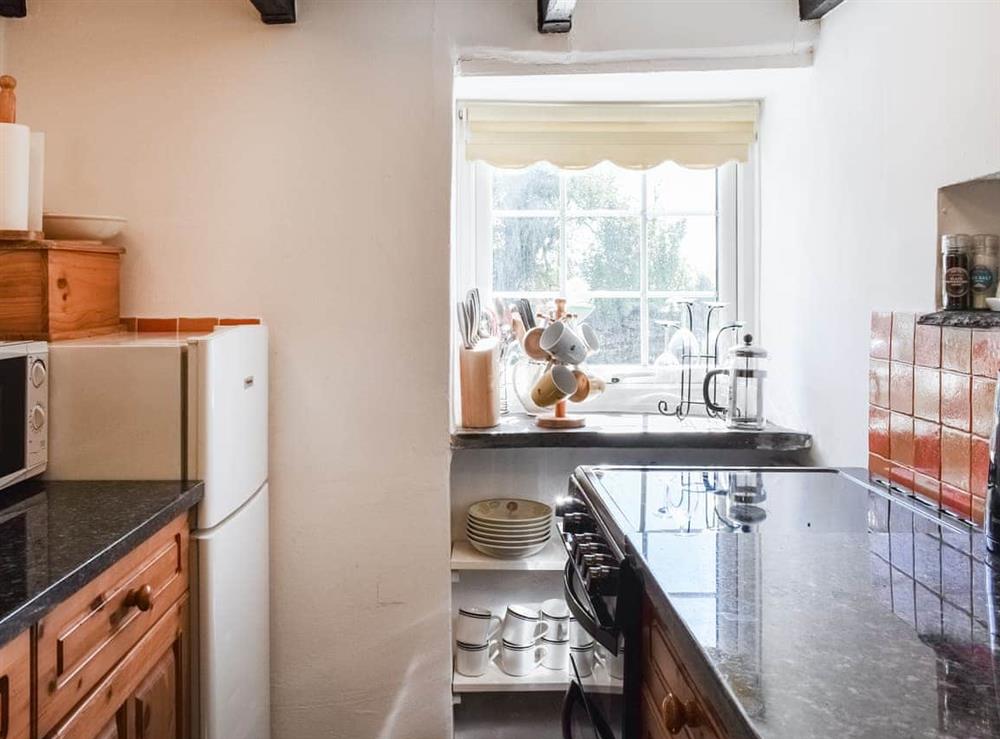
[93,709,128,739]
[0,631,30,739]
[131,648,178,739]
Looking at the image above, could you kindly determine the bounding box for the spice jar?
[942,234,972,310]
[971,234,1000,309]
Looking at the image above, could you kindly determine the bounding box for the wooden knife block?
[459,338,500,429]
[0,240,125,341]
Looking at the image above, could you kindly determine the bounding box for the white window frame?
[452,103,759,413]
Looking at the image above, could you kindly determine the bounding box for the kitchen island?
[575,465,1000,738]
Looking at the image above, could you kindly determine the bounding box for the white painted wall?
[2,1,813,737]
[757,0,1000,465]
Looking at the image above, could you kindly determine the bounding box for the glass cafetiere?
[703,334,767,429]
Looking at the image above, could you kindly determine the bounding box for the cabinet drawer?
[0,631,30,739]
[38,515,189,737]
[47,595,187,739]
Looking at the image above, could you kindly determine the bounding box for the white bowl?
[468,539,550,559]
[466,522,551,540]
[467,530,551,546]
[466,515,551,532]
[468,499,552,524]
[987,297,1000,311]
[42,213,126,241]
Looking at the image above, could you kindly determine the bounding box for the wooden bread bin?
[0,239,124,341]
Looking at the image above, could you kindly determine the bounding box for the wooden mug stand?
[536,398,585,429]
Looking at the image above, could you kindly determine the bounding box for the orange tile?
[136,317,178,333]
[871,312,892,360]
[120,317,137,332]
[971,436,990,500]
[178,317,218,332]
[870,359,890,409]
[889,363,914,415]
[869,453,891,481]
[972,330,1000,378]
[914,323,941,368]
[913,367,940,423]
[869,406,890,458]
[889,465,915,491]
[942,327,972,374]
[941,371,971,432]
[972,376,997,439]
[912,473,941,505]
[940,427,971,491]
[891,313,915,364]
[890,412,915,468]
[913,419,941,480]
[941,484,972,520]
[219,317,261,326]
[972,495,986,527]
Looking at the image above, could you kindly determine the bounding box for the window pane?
[566,162,640,211]
[648,299,740,361]
[647,216,717,293]
[585,298,641,365]
[492,217,560,291]
[567,216,640,291]
[492,163,559,210]
[649,163,716,214]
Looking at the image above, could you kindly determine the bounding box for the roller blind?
[462,101,758,170]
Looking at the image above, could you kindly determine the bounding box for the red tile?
[869,360,890,408]
[940,427,971,491]
[973,495,986,526]
[913,473,941,505]
[889,363,914,415]
[219,317,262,326]
[913,367,940,423]
[942,327,972,373]
[913,419,941,480]
[942,484,973,520]
[971,436,990,500]
[914,323,941,368]
[869,406,890,458]
[972,376,997,439]
[972,330,1000,378]
[136,317,178,333]
[890,412,915,468]
[891,313,915,364]
[178,317,218,332]
[868,453,891,481]
[871,312,892,360]
[120,317,137,332]
[941,371,971,431]
[889,465,915,491]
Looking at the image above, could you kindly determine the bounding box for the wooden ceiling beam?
[249,0,295,25]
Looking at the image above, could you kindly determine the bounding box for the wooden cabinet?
[0,513,191,739]
[0,631,30,739]
[640,598,724,739]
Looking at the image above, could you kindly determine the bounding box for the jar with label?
[971,234,1000,308]
[942,234,971,310]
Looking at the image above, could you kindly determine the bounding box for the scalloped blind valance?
[462,101,758,170]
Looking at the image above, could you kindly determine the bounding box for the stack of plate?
[466,499,553,559]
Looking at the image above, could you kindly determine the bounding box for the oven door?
[0,353,27,481]
[562,664,621,739]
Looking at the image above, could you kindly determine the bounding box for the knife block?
[459,338,499,429]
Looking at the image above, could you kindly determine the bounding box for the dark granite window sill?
[918,310,1000,328]
[451,412,812,451]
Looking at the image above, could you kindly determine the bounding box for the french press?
[703,334,767,430]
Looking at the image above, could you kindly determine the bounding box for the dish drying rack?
[655,300,744,420]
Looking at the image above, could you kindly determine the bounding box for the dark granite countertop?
[576,465,1000,738]
[452,413,812,452]
[0,478,203,646]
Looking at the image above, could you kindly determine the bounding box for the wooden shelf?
[452,660,622,694]
[450,538,567,572]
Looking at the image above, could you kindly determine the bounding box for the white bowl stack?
[466,499,553,559]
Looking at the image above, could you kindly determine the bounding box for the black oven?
[0,341,48,491]
[558,477,643,739]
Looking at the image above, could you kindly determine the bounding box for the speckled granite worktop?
[577,465,1000,738]
[0,478,203,645]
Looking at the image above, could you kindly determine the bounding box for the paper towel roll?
[0,122,29,231]
[28,132,43,233]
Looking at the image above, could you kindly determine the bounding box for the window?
[472,159,739,368]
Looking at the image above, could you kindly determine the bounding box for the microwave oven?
[0,341,48,492]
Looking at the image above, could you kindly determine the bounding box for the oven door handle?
[561,680,617,739]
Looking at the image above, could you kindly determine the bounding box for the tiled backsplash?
[120,316,261,332]
[869,312,1000,524]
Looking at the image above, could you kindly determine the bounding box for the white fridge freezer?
[47,325,270,739]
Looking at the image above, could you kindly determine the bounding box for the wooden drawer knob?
[661,693,686,734]
[126,584,154,612]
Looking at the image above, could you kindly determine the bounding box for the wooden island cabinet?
[1,514,190,739]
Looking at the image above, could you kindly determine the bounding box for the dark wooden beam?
[537,0,576,33]
[799,0,844,20]
[249,0,295,24]
[0,0,26,19]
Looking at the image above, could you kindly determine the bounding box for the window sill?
[450,412,812,452]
